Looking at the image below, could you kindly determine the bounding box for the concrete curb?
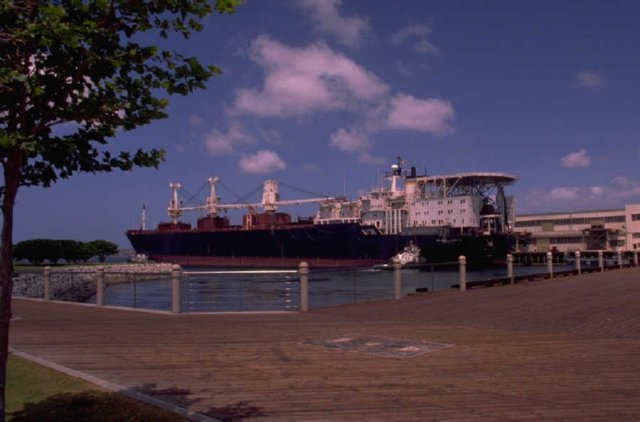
[9,348,220,422]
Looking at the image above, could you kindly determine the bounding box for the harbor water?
[92,264,569,313]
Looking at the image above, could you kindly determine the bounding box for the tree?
[12,239,50,264]
[88,240,118,263]
[59,239,94,263]
[0,1,240,418]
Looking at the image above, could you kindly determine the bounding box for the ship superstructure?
[315,161,517,237]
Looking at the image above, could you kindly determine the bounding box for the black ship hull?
[127,222,512,268]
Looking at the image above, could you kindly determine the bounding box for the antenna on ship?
[390,156,404,196]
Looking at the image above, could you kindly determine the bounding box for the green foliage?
[1,1,242,419]
[88,240,119,263]
[12,239,50,265]
[60,240,96,263]
[12,239,116,264]
[0,0,241,193]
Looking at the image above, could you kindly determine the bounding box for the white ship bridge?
[315,164,517,236]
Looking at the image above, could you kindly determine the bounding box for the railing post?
[507,254,514,285]
[634,250,639,268]
[458,255,466,291]
[546,251,553,279]
[575,251,581,275]
[171,264,181,314]
[618,250,623,269]
[598,250,604,272]
[393,258,402,299]
[43,266,51,300]
[96,267,105,306]
[299,262,309,312]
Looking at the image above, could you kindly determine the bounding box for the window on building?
[604,215,625,223]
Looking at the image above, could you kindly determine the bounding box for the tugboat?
[374,242,425,270]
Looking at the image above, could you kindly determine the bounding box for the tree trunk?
[0,151,23,422]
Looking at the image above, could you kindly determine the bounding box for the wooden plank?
[9,268,640,420]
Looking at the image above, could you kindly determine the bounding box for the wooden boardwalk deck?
[10,268,640,421]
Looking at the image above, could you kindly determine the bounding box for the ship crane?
[167,178,334,222]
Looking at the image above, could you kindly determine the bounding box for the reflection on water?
[98,264,572,313]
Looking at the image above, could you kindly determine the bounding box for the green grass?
[6,354,187,421]
[12,265,44,274]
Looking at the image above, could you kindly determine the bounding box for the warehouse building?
[514,204,640,252]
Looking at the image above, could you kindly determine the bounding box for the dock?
[10,268,640,421]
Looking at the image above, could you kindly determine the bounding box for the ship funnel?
[262,180,280,212]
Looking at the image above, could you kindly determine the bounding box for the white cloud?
[560,149,591,168]
[329,128,369,152]
[391,23,438,55]
[575,71,605,88]
[234,36,388,118]
[189,114,206,127]
[212,36,454,164]
[547,187,580,201]
[358,151,385,165]
[204,121,254,155]
[612,176,630,187]
[589,186,605,197]
[238,150,286,173]
[297,0,369,48]
[385,93,454,134]
[520,176,640,212]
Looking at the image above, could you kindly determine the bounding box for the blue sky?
[14,0,640,247]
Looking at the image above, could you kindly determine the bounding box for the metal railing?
[15,249,640,312]
[456,249,639,290]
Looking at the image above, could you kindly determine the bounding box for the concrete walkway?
[10,268,640,421]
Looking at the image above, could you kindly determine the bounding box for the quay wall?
[12,263,174,302]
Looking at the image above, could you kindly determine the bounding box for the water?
[97,264,568,313]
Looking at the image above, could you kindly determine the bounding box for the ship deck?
[10,268,640,421]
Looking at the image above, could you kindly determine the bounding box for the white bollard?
[43,266,51,301]
[598,250,604,272]
[171,264,181,314]
[547,251,553,279]
[618,250,623,269]
[299,262,309,312]
[393,258,402,300]
[507,254,514,284]
[96,267,105,306]
[459,255,466,291]
[575,251,581,275]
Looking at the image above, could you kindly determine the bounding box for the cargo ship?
[126,160,518,268]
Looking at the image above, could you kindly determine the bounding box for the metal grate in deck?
[303,334,453,359]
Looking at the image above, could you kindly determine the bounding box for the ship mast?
[206,177,221,216]
[168,183,182,224]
